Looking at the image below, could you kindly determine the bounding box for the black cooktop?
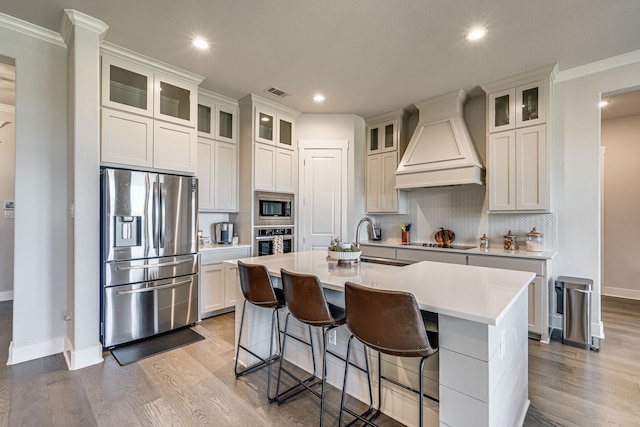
[408,243,477,250]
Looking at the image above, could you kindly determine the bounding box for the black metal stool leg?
[339,335,374,427]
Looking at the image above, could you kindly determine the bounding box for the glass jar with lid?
[525,227,544,252]
[503,230,517,251]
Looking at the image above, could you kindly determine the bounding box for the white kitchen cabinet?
[367,119,398,155]
[254,105,296,150]
[100,48,203,174]
[200,263,225,314]
[102,53,198,128]
[253,143,296,193]
[199,247,250,319]
[101,108,154,168]
[153,120,197,174]
[197,90,238,144]
[467,254,551,342]
[365,110,408,214]
[366,152,406,213]
[482,64,555,213]
[197,138,238,212]
[488,124,548,211]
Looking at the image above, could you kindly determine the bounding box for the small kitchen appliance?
[215,222,234,244]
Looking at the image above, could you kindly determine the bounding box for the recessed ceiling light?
[465,28,487,41]
[192,38,209,49]
[599,100,609,108]
[313,94,325,102]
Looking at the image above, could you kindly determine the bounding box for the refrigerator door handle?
[158,182,164,248]
[115,259,192,271]
[116,279,192,295]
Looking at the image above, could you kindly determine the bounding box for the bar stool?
[275,268,347,426]
[339,281,439,427]
[234,260,286,401]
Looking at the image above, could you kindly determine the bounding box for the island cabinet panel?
[439,291,528,427]
[396,248,467,265]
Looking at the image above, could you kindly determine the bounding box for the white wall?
[553,53,640,339]
[0,19,69,360]
[601,114,640,299]
[0,104,14,299]
[296,114,366,241]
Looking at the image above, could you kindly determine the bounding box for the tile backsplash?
[371,185,557,250]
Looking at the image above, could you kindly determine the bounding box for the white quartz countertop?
[228,250,535,326]
[360,239,557,260]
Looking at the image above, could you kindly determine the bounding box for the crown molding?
[556,50,640,83]
[100,41,204,85]
[60,9,109,46]
[0,12,65,47]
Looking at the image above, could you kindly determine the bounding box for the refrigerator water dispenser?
[115,216,141,247]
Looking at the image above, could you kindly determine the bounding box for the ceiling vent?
[264,86,289,98]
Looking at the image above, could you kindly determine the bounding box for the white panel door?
[299,141,348,251]
[197,139,214,210]
[275,148,296,193]
[381,151,398,211]
[254,143,276,191]
[366,155,382,212]
[214,141,238,211]
[153,121,197,174]
[101,108,153,168]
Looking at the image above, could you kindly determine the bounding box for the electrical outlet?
[329,329,337,345]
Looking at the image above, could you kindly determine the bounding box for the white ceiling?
[0,0,639,117]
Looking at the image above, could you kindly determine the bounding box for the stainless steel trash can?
[556,276,593,349]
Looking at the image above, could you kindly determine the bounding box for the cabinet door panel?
[214,141,238,211]
[275,149,295,193]
[488,131,516,211]
[255,107,276,145]
[216,104,237,144]
[153,121,197,174]
[488,88,515,133]
[200,264,224,317]
[101,55,154,117]
[366,155,382,212]
[224,263,239,308]
[101,109,153,168]
[381,152,398,211]
[278,115,295,150]
[197,139,214,210]
[154,73,197,128]
[516,81,546,128]
[516,125,547,210]
[254,143,276,191]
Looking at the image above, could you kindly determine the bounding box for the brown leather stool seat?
[275,268,347,426]
[234,260,286,401]
[339,281,439,427]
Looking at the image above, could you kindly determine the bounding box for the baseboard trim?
[63,337,104,370]
[603,287,640,301]
[7,336,65,365]
[0,290,13,302]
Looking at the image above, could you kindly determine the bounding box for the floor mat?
[111,328,205,366]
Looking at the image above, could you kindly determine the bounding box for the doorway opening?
[600,87,640,300]
[0,54,15,302]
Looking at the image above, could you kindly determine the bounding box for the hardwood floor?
[0,296,638,426]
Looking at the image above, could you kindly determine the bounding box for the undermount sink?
[359,256,412,267]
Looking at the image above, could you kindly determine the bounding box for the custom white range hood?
[395,89,485,189]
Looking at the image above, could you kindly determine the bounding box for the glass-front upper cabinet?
[516,80,546,128]
[367,119,397,154]
[254,106,295,150]
[278,114,295,150]
[488,88,516,133]
[154,73,197,128]
[215,105,237,144]
[198,91,238,144]
[101,55,154,117]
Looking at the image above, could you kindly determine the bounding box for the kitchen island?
[228,251,535,427]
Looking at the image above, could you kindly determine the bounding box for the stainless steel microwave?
[254,191,294,226]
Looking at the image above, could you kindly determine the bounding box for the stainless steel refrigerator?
[100,168,198,348]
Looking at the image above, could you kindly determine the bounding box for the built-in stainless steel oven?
[254,227,295,256]
[254,191,294,226]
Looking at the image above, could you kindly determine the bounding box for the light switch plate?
[3,210,14,219]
